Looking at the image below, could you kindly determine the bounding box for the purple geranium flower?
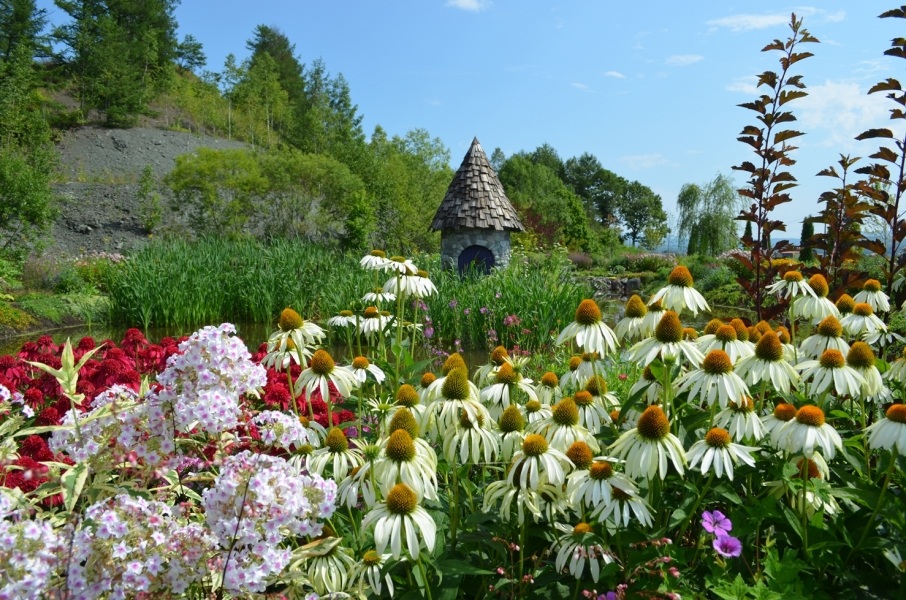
[701,510,732,537]
[713,534,743,558]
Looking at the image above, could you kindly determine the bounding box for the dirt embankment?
[47,126,247,257]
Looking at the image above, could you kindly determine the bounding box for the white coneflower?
[351,356,386,387]
[523,398,553,425]
[592,483,654,528]
[790,274,840,324]
[761,402,798,444]
[383,271,421,297]
[362,287,396,305]
[799,315,850,360]
[795,348,866,398]
[443,408,500,465]
[640,300,666,339]
[474,345,511,386]
[356,550,394,598]
[361,482,436,561]
[609,405,686,480]
[528,397,601,454]
[498,405,527,462]
[417,371,437,405]
[552,522,614,583]
[412,269,438,298]
[583,375,620,412]
[384,255,418,275]
[765,270,818,300]
[567,458,639,516]
[734,331,800,394]
[773,405,842,459]
[337,460,377,510]
[765,455,840,517]
[649,266,710,316]
[308,427,364,479]
[556,299,619,357]
[305,539,358,596]
[480,362,538,422]
[296,349,358,405]
[714,396,766,442]
[628,310,705,368]
[573,390,611,435]
[360,249,392,271]
[559,355,585,392]
[262,307,326,368]
[327,309,358,329]
[847,342,885,399]
[884,347,906,385]
[429,366,487,439]
[866,403,906,453]
[853,279,891,313]
[483,479,545,525]
[358,306,391,339]
[374,428,438,501]
[686,427,759,481]
[697,323,755,365]
[537,371,563,406]
[629,365,663,406]
[575,352,607,386]
[615,295,649,343]
[424,354,480,406]
[507,433,574,489]
[393,385,430,435]
[675,349,749,410]
[840,302,887,340]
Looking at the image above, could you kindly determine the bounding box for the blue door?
[458,245,495,276]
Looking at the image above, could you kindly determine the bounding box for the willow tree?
[676,173,741,256]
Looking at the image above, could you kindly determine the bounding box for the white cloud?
[665,54,703,66]
[797,79,896,149]
[445,0,490,12]
[571,82,592,92]
[707,8,845,32]
[620,153,673,169]
[604,70,626,79]
[725,75,759,95]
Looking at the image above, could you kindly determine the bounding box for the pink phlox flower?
[701,510,732,537]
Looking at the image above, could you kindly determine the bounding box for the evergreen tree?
[799,218,815,262]
[0,0,48,61]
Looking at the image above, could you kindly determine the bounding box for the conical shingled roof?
[431,137,524,232]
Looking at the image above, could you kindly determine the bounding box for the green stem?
[450,454,459,552]
[677,472,714,542]
[847,449,897,561]
[799,459,809,560]
[417,554,434,600]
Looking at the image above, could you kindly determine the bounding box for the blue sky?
[40,1,905,238]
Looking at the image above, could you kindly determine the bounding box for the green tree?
[617,180,666,247]
[676,173,741,256]
[798,218,814,262]
[0,0,48,60]
[175,33,205,73]
[561,152,622,224]
[246,25,305,107]
[231,52,289,147]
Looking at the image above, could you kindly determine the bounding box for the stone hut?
[431,137,524,274]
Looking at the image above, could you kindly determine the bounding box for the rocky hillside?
[48,126,247,257]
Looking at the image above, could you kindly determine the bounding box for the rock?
[77,224,92,234]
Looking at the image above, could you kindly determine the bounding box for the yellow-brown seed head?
[388,408,419,438]
[747,327,762,344]
[385,429,416,462]
[459,409,484,429]
[390,255,407,263]
[363,550,382,566]
[495,362,518,385]
[655,311,684,344]
[417,269,430,279]
[420,372,436,389]
[371,286,384,295]
[730,396,755,413]
[795,405,825,427]
[589,460,614,480]
[847,341,876,369]
[364,306,380,318]
[279,307,304,332]
[649,299,665,313]
[541,371,559,388]
[352,356,370,370]
[886,404,906,423]
[816,315,843,337]
[491,345,510,366]
[581,352,600,363]
[668,266,694,287]
[311,349,336,375]
[442,368,470,400]
[395,384,420,407]
[525,399,542,413]
[795,458,822,480]
[754,331,783,362]
[325,427,349,453]
[575,299,603,325]
[499,405,525,433]
[835,294,855,315]
[864,279,882,293]
[552,398,580,426]
[566,441,593,470]
[776,326,791,345]
[808,274,829,298]
[443,353,467,375]
[704,319,723,336]
[609,409,621,423]
[783,271,804,283]
[339,309,353,318]
[819,349,845,369]
[636,405,670,441]
[702,349,733,375]
[756,320,772,334]
[369,249,387,258]
[853,302,874,317]
[642,366,656,382]
[585,375,607,397]
[730,319,749,342]
[522,433,549,457]
[625,295,648,319]
[684,327,699,341]
[715,324,738,343]
[704,427,732,448]
[773,402,797,422]
[573,522,594,535]
[574,390,594,407]
[386,483,418,515]
[569,356,582,372]
[299,415,310,427]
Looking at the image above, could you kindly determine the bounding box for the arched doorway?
[458,245,495,276]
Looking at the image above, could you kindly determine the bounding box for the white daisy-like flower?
[648,266,710,316]
[305,540,358,596]
[765,270,818,300]
[374,429,438,501]
[391,386,430,436]
[327,310,358,329]
[572,390,611,435]
[480,362,538,422]
[567,458,639,515]
[675,349,749,410]
[442,409,500,465]
[608,405,685,481]
[686,427,759,481]
[764,454,839,517]
[629,365,663,406]
[528,397,601,454]
[696,323,755,365]
[795,349,866,398]
[360,249,392,271]
[427,366,486,438]
[357,306,392,339]
[362,287,396,305]
[295,349,357,405]
[308,427,364,479]
[773,404,842,459]
[523,399,553,425]
[498,405,527,463]
[884,347,906,385]
[790,274,840,325]
[574,352,608,387]
[411,269,438,298]
[583,375,621,412]
[262,307,326,369]
[628,311,705,368]
[361,482,436,560]
[734,331,799,394]
[559,356,586,392]
[384,255,418,275]
[640,301,666,339]
[555,299,619,357]
[761,402,798,445]
[537,371,563,406]
[552,522,614,583]
[798,315,850,360]
[424,355,480,404]
[615,295,650,343]
[350,355,386,387]
[473,346,511,386]
[847,341,884,399]
[714,397,766,442]
[383,272,421,298]
[853,279,891,313]
[337,455,377,509]
[483,479,545,525]
[591,482,654,528]
[840,302,887,339]
[356,550,394,599]
[507,433,574,489]
[866,403,906,453]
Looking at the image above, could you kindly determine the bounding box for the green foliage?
[137,165,162,233]
[617,180,668,247]
[0,0,49,61]
[0,299,32,330]
[798,218,815,262]
[677,173,742,256]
